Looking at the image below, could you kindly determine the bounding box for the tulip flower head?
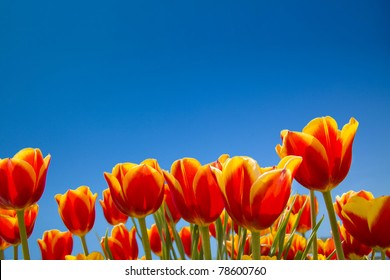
[163,158,224,226]
[334,190,374,219]
[104,159,165,218]
[276,116,358,192]
[0,148,51,210]
[339,195,390,250]
[55,186,97,237]
[101,223,138,260]
[214,155,302,232]
[99,188,128,226]
[0,204,38,245]
[37,229,73,260]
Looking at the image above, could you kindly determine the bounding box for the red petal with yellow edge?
[279,131,330,191]
[34,155,51,204]
[104,172,129,216]
[277,155,303,178]
[341,197,375,247]
[13,148,44,175]
[249,169,292,230]
[111,163,137,185]
[368,196,390,249]
[170,158,200,201]
[122,164,164,218]
[193,165,224,225]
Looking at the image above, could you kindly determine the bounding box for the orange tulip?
[338,223,372,260]
[65,252,104,260]
[334,190,374,219]
[101,223,138,260]
[276,116,358,192]
[339,195,390,249]
[0,148,51,210]
[289,194,318,233]
[0,204,38,245]
[99,188,128,226]
[214,155,302,231]
[37,230,73,260]
[55,186,97,237]
[163,158,224,226]
[103,159,165,218]
[283,234,306,260]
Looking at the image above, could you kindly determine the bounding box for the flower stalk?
[16,209,30,260]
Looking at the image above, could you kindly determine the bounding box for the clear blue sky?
[1,0,389,259]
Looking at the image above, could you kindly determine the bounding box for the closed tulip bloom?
[215,155,302,232]
[334,190,374,219]
[0,148,51,210]
[340,195,390,249]
[276,116,358,192]
[104,159,165,218]
[0,204,38,245]
[37,230,73,260]
[148,224,162,257]
[338,224,372,260]
[101,224,138,260]
[55,186,97,237]
[99,188,128,226]
[163,158,224,226]
[65,252,104,260]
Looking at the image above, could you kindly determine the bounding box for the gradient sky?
[1,0,389,259]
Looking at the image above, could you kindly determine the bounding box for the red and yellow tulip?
[214,155,302,232]
[0,148,51,210]
[99,188,128,226]
[0,204,38,245]
[276,116,358,192]
[55,186,97,237]
[101,223,138,260]
[289,194,318,234]
[37,229,73,260]
[334,190,374,219]
[104,159,165,218]
[65,252,104,260]
[163,184,181,224]
[339,195,390,249]
[338,223,372,260]
[163,158,224,226]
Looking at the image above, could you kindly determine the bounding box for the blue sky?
[1,0,389,259]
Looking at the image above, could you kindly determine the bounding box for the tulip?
[339,195,390,250]
[214,155,302,259]
[276,116,358,260]
[104,159,165,260]
[101,223,138,260]
[334,190,374,219]
[283,234,306,260]
[317,238,337,260]
[164,158,225,259]
[276,116,358,192]
[37,230,73,260]
[99,188,128,226]
[148,224,162,257]
[338,223,372,260]
[0,204,38,245]
[0,148,50,259]
[225,234,251,260]
[0,148,51,210]
[289,194,318,234]
[65,252,104,260]
[0,237,10,260]
[55,186,97,256]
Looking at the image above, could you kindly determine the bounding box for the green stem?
[138,217,152,260]
[13,245,18,260]
[80,235,89,256]
[200,225,212,260]
[381,250,386,260]
[16,209,30,260]
[310,190,318,260]
[322,191,345,260]
[0,249,4,260]
[252,230,261,260]
[371,249,376,260]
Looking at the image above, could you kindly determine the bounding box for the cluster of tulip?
[0,116,389,260]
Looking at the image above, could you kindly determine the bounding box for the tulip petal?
[367,196,390,249]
